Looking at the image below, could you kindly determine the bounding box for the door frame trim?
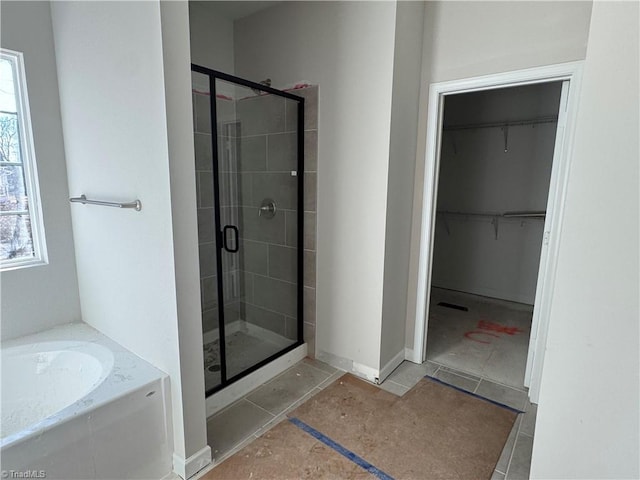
[411,61,583,402]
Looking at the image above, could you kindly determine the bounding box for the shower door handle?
[222,225,239,253]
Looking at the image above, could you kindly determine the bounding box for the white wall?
[431,84,561,304]
[421,1,593,84]
[189,1,234,74]
[405,0,593,349]
[159,1,210,470]
[531,2,639,477]
[50,0,207,471]
[0,1,81,340]
[380,1,424,369]
[235,1,398,376]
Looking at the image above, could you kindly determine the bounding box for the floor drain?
[437,302,469,312]
[207,365,221,373]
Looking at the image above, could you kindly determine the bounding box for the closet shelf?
[442,115,558,131]
[436,210,546,240]
[437,210,545,218]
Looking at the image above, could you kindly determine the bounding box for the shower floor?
[203,325,293,392]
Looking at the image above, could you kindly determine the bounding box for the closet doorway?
[428,81,561,391]
[413,63,583,403]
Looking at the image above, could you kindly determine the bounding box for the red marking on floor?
[477,320,523,336]
[464,320,523,344]
[464,331,500,344]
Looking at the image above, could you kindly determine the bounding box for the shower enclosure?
[191,65,304,395]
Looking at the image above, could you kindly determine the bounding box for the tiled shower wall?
[192,85,318,357]
[193,94,241,336]
[235,86,318,357]
[299,87,318,357]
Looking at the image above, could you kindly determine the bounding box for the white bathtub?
[1,323,173,479]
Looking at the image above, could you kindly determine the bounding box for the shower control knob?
[259,199,277,219]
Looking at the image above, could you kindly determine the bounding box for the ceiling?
[195,1,280,21]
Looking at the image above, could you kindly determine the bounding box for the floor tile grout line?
[473,378,482,394]
[482,375,529,394]
[438,365,483,384]
[429,361,530,410]
[243,366,342,434]
[316,370,346,390]
[425,375,525,414]
[243,397,278,419]
[300,359,338,378]
[382,378,414,390]
[384,363,442,390]
[208,395,255,420]
[270,384,324,420]
[504,416,522,479]
[220,374,319,456]
[215,384,325,463]
[504,420,523,478]
[441,364,527,393]
[215,434,259,465]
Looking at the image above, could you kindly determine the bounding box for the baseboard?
[173,445,212,479]
[378,349,405,383]
[205,343,308,418]
[316,350,379,384]
[353,361,379,384]
[404,347,422,364]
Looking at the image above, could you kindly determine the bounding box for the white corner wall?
[405,0,593,351]
[380,1,425,371]
[159,1,210,473]
[530,2,639,478]
[50,1,208,473]
[234,1,398,376]
[0,1,81,340]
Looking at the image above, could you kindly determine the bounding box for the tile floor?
[197,356,536,480]
[381,360,536,480]
[202,358,343,467]
[426,288,533,389]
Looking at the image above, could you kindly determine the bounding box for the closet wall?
[432,83,562,304]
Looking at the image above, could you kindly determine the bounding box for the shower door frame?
[192,64,305,396]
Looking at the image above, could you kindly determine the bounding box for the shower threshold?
[204,339,307,417]
[203,320,293,389]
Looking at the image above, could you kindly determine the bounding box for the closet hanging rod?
[437,210,545,218]
[70,194,142,212]
[503,211,546,218]
[442,115,558,131]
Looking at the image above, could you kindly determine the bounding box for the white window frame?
[0,48,47,271]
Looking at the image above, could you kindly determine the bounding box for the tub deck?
[1,323,173,479]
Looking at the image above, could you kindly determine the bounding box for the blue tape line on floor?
[425,375,525,414]
[288,417,395,480]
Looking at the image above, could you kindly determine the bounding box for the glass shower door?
[192,66,304,395]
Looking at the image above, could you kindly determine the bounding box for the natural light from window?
[0,49,46,271]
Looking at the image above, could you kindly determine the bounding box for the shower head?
[252,78,272,95]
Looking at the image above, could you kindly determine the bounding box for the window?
[0,49,46,270]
